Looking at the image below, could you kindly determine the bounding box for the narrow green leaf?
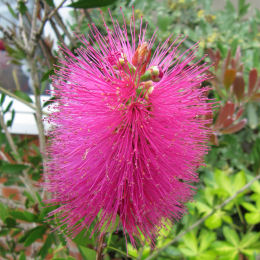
[38,233,55,259]
[0,94,6,106]
[0,203,9,221]
[4,100,13,113]
[41,69,54,82]
[14,90,33,103]
[1,163,28,174]
[19,252,26,260]
[6,3,18,18]
[68,0,117,9]
[10,210,38,222]
[43,96,56,108]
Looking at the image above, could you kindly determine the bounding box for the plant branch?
[145,173,260,260]
[96,233,105,260]
[28,57,46,161]
[0,86,49,116]
[0,25,26,52]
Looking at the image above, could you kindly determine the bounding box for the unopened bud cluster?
[114,42,164,100]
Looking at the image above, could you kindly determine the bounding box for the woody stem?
[96,232,105,260]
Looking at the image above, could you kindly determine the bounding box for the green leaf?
[5,217,17,228]
[68,0,117,9]
[19,252,26,260]
[214,169,231,195]
[38,233,55,259]
[245,212,260,225]
[205,212,222,229]
[223,226,240,246]
[78,245,96,260]
[199,229,216,253]
[43,96,56,108]
[195,201,211,214]
[73,228,96,247]
[240,233,260,249]
[0,203,9,221]
[7,110,15,127]
[242,202,257,212]
[182,231,198,253]
[1,163,28,174]
[24,226,47,247]
[0,94,6,106]
[18,1,28,14]
[4,100,13,113]
[6,2,18,18]
[45,0,55,7]
[178,247,196,257]
[233,171,246,192]
[41,69,54,82]
[10,210,38,222]
[251,181,260,194]
[212,241,235,253]
[14,90,33,103]
[238,0,250,17]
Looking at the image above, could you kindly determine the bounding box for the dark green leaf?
[41,69,54,82]
[38,233,55,259]
[0,94,6,106]
[4,101,13,113]
[0,202,9,221]
[24,226,47,247]
[19,252,26,260]
[18,1,28,14]
[1,163,28,174]
[7,110,15,127]
[45,0,55,7]
[43,96,56,108]
[10,210,38,222]
[68,0,117,9]
[4,217,17,228]
[14,90,33,103]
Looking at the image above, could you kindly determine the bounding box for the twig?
[145,173,260,260]
[49,18,65,44]
[0,85,49,116]
[28,57,46,160]
[0,25,26,52]
[19,12,29,47]
[37,0,67,40]
[96,233,105,260]
[51,10,77,46]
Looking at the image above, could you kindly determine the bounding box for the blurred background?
[0,0,260,259]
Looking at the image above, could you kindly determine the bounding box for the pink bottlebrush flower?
[45,11,212,246]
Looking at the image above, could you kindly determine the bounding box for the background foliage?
[0,0,260,259]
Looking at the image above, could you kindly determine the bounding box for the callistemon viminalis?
[45,12,212,246]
